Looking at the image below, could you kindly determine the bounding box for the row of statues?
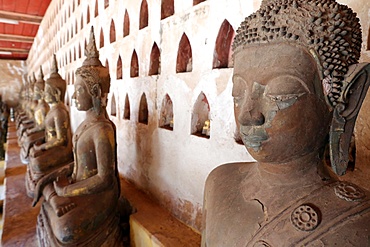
[12,0,370,246]
[16,27,123,246]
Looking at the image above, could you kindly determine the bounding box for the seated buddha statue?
[26,58,73,198]
[34,27,122,246]
[17,74,37,140]
[20,66,50,164]
[202,0,370,246]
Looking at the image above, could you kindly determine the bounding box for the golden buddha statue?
[26,57,73,198]
[20,66,50,164]
[33,27,122,246]
[202,0,370,246]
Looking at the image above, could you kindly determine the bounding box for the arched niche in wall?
[117,55,122,79]
[176,33,192,73]
[100,28,104,48]
[130,50,139,78]
[105,60,110,74]
[65,91,70,108]
[193,0,205,5]
[110,19,116,43]
[81,15,84,29]
[161,0,174,20]
[213,19,234,69]
[104,0,109,8]
[191,92,210,138]
[67,29,69,42]
[87,5,90,24]
[94,0,98,17]
[75,19,78,34]
[110,94,117,117]
[78,0,80,5]
[139,0,148,30]
[74,47,76,61]
[123,10,130,37]
[78,43,81,58]
[159,94,174,130]
[123,94,130,120]
[138,93,148,125]
[149,42,160,76]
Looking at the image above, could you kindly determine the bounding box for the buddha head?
[74,27,110,115]
[44,55,67,104]
[232,0,369,175]
[34,66,45,101]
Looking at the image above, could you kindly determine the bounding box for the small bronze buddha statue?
[20,66,50,164]
[26,57,73,198]
[202,0,370,246]
[34,27,122,246]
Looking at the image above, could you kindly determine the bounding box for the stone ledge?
[121,178,201,247]
[1,122,40,247]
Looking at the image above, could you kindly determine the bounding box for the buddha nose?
[238,104,265,126]
[238,82,265,126]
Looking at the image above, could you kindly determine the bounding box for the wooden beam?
[0,10,42,25]
[0,33,34,43]
[0,47,29,54]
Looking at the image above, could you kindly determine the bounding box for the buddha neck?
[257,151,325,187]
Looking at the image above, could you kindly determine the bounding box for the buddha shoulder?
[205,162,257,190]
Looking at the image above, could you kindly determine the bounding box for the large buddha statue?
[20,66,50,164]
[26,57,73,198]
[33,27,122,246]
[202,0,370,246]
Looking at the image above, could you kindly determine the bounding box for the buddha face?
[44,84,59,104]
[33,86,42,100]
[233,43,332,163]
[73,75,93,111]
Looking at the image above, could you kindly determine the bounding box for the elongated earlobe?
[330,63,370,175]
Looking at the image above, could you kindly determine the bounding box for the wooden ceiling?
[0,0,51,60]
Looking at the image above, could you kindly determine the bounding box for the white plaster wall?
[25,0,370,230]
[0,60,26,107]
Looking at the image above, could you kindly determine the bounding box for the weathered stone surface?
[2,122,40,247]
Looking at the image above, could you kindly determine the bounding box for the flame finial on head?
[51,54,58,74]
[83,26,102,67]
[32,72,36,84]
[38,66,44,80]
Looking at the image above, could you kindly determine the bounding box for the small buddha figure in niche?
[202,0,370,246]
[34,27,122,246]
[26,56,73,198]
[20,66,50,164]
